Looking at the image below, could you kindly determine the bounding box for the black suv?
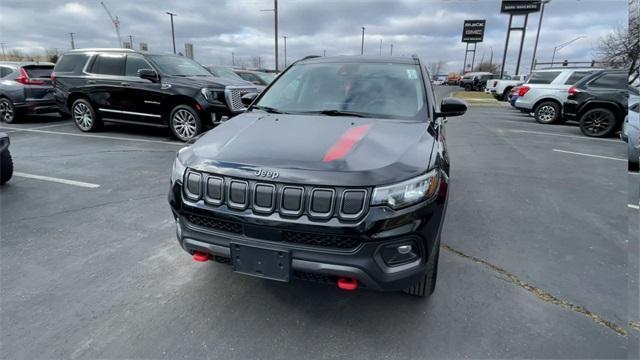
[53,49,258,141]
[168,56,467,297]
[564,69,634,137]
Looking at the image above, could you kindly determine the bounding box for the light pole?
[551,35,586,65]
[361,27,365,55]
[390,44,393,56]
[531,0,551,72]
[0,43,6,59]
[165,12,177,54]
[128,34,134,49]
[260,0,278,71]
[282,35,287,67]
[379,39,382,56]
[68,32,75,49]
[232,52,235,66]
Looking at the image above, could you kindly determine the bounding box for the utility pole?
[128,34,134,48]
[282,35,288,67]
[0,43,6,59]
[360,27,365,55]
[69,32,76,49]
[166,12,177,54]
[489,46,494,69]
[232,52,235,66]
[379,39,382,56]
[531,0,551,72]
[323,49,326,57]
[390,44,393,56]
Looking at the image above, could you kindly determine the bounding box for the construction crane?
[100,1,122,47]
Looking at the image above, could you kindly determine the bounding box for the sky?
[0,0,629,74]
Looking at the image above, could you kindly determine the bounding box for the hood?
[166,75,255,88]
[181,112,436,186]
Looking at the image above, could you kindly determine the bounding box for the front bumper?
[168,179,448,291]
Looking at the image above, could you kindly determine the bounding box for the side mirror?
[138,69,160,82]
[437,97,467,118]
[252,80,262,86]
[241,92,259,107]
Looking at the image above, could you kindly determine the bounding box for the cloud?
[0,0,628,74]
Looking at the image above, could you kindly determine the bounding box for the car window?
[54,54,89,73]
[589,72,627,89]
[0,67,13,78]
[147,55,211,77]
[631,102,639,113]
[256,62,427,120]
[527,71,562,84]
[90,54,125,76]
[23,65,53,78]
[239,72,260,84]
[565,71,595,85]
[125,55,152,77]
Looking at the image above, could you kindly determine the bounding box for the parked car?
[53,49,258,141]
[514,68,600,124]
[168,55,467,297]
[623,96,639,171]
[0,61,57,123]
[233,69,275,87]
[459,72,496,92]
[489,74,528,101]
[510,86,520,108]
[446,72,461,85]
[0,133,13,185]
[564,69,635,137]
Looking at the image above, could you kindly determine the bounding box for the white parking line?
[0,126,183,146]
[14,172,100,189]
[507,129,621,142]
[552,149,626,162]
[628,204,640,210]
[3,123,72,133]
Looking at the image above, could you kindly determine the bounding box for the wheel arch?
[578,101,626,123]
[163,95,201,125]
[532,97,562,112]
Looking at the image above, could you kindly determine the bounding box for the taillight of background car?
[50,72,57,86]
[568,86,581,97]
[518,86,530,97]
[15,68,45,85]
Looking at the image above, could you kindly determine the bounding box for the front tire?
[169,105,202,142]
[403,239,440,298]
[1,149,14,185]
[0,98,17,123]
[71,99,102,132]
[534,101,561,124]
[580,108,617,138]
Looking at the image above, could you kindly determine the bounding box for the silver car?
[623,94,639,171]
[514,68,600,124]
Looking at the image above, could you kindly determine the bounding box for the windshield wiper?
[252,105,285,114]
[307,109,367,118]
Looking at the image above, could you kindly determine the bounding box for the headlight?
[371,170,440,209]
[201,88,223,103]
[170,154,187,184]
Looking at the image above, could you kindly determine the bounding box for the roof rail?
[533,60,624,70]
[69,48,136,53]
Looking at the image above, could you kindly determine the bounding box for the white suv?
[514,68,600,124]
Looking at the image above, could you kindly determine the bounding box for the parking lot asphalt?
[1,86,637,359]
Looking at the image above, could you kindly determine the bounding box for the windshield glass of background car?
[527,71,561,84]
[148,55,211,77]
[255,72,275,84]
[255,62,427,119]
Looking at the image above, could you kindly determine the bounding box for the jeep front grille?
[183,213,362,250]
[183,170,370,221]
[224,86,257,113]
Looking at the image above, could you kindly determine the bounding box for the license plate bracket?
[230,243,291,282]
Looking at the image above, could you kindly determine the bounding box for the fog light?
[380,242,418,267]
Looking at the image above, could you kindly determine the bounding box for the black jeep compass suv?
[52,49,258,141]
[168,55,467,297]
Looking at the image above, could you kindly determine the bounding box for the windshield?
[207,66,245,81]
[255,72,275,84]
[148,55,212,77]
[255,62,427,120]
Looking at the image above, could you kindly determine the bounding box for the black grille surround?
[182,170,370,222]
[183,213,363,250]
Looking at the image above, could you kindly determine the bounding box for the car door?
[85,53,128,120]
[119,54,165,125]
[585,71,628,106]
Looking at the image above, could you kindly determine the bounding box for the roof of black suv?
[297,55,420,65]
[65,48,167,57]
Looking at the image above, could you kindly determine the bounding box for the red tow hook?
[192,251,210,262]
[337,277,358,291]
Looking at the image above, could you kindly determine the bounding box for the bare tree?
[597,0,639,84]
[473,62,500,74]
[428,60,445,77]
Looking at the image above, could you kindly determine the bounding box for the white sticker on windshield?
[406,69,418,79]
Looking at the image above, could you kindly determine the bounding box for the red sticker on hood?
[322,124,372,162]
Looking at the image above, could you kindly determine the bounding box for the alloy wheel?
[0,99,15,123]
[538,105,556,123]
[582,111,611,136]
[172,109,197,139]
[73,102,93,130]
